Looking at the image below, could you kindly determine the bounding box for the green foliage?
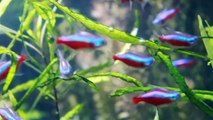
[15,58,58,110]
[2,54,17,94]
[74,74,99,91]
[154,108,159,120]
[32,1,56,32]
[198,15,213,67]
[0,0,12,17]
[86,72,143,87]
[60,104,83,120]
[110,86,152,97]
[1,0,213,120]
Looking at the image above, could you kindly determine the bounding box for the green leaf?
[0,0,12,17]
[32,1,56,31]
[77,61,113,75]
[36,16,42,41]
[86,72,143,87]
[60,104,83,120]
[75,75,99,91]
[154,108,159,120]
[198,15,213,67]
[3,80,36,98]
[110,86,152,97]
[49,0,141,44]
[0,47,17,56]
[21,9,36,32]
[2,54,17,94]
[15,58,58,110]
[8,90,18,105]
[0,24,17,34]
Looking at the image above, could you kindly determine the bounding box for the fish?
[56,31,105,50]
[133,88,180,106]
[0,104,23,120]
[113,53,154,68]
[57,50,73,79]
[158,32,198,47]
[152,7,179,25]
[0,54,26,81]
[172,58,197,67]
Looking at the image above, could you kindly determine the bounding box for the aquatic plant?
[0,0,213,120]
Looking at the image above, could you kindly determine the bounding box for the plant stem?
[53,79,60,120]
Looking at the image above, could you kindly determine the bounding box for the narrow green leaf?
[198,15,213,67]
[2,54,18,94]
[3,80,35,99]
[154,108,159,120]
[77,61,113,75]
[32,1,56,31]
[0,24,17,34]
[86,72,143,87]
[15,58,58,110]
[0,47,17,56]
[21,9,36,33]
[110,86,152,97]
[49,0,141,44]
[60,104,83,120]
[8,90,18,105]
[0,0,12,17]
[75,75,99,91]
[36,16,42,40]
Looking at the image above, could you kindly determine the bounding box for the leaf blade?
[86,72,143,87]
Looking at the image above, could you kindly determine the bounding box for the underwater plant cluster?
[0,0,213,120]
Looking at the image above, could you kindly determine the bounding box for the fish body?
[159,33,198,47]
[57,50,72,79]
[172,59,196,67]
[0,54,26,81]
[0,105,23,120]
[113,53,154,68]
[56,31,105,50]
[133,88,180,106]
[153,7,179,25]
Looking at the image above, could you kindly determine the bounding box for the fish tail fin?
[113,55,118,60]
[19,54,27,62]
[57,49,64,59]
[17,54,26,67]
[56,37,63,45]
[132,97,143,104]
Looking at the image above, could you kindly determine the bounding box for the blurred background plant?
[0,0,213,120]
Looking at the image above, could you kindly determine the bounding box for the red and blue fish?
[152,7,179,25]
[56,31,105,50]
[0,54,26,81]
[0,104,23,120]
[172,58,196,67]
[158,32,198,47]
[113,53,154,68]
[133,88,180,106]
[57,50,73,79]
